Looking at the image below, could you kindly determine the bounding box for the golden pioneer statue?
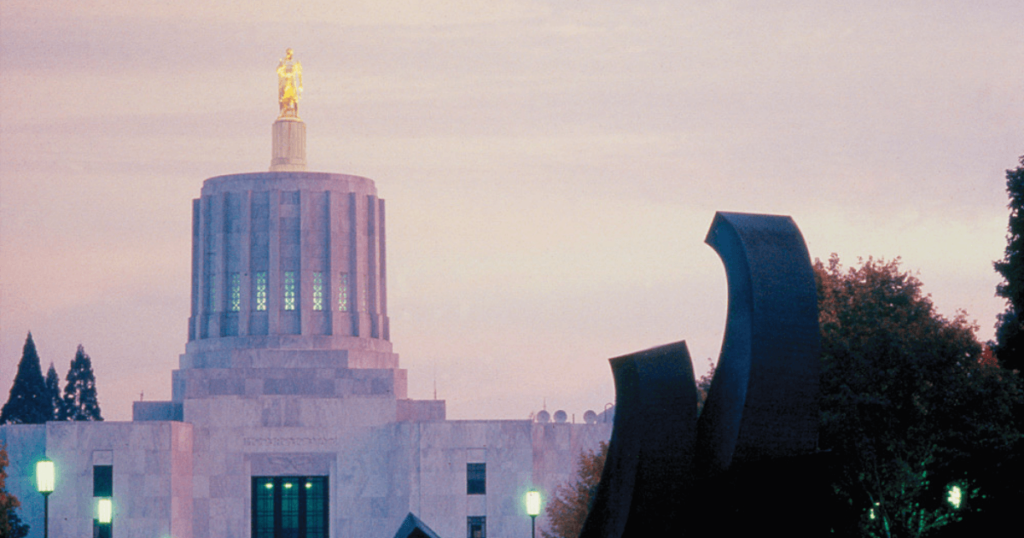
[277,48,303,119]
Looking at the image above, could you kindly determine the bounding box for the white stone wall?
[404,420,612,538]
[0,421,192,538]
[3,410,611,538]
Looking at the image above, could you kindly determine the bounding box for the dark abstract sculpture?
[697,212,820,473]
[582,341,697,536]
[579,212,827,538]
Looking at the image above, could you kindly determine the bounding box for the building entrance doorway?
[252,476,328,538]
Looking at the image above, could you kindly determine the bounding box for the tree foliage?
[0,333,51,425]
[993,155,1024,372]
[44,363,62,421]
[0,444,30,538]
[60,345,103,421]
[542,442,607,538]
[696,358,715,415]
[816,255,1021,537]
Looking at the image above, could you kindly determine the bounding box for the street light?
[97,498,113,538]
[526,490,541,538]
[36,457,55,538]
[97,498,113,524]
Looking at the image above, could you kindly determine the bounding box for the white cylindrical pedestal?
[270,118,307,171]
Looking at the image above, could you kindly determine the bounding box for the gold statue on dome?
[277,48,303,119]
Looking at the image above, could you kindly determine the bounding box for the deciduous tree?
[994,155,1024,372]
[816,255,1021,537]
[60,345,103,421]
[0,444,30,538]
[0,333,51,424]
[542,442,607,538]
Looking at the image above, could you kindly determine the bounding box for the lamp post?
[36,457,55,538]
[526,490,541,538]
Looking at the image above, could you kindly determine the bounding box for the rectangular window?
[359,281,368,313]
[312,272,324,311]
[93,465,113,497]
[206,281,217,312]
[281,479,299,534]
[253,478,275,538]
[284,271,297,310]
[94,465,113,538]
[468,516,486,538]
[229,273,241,312]
[338,273,349,312]
[255,272,268,311]
[467,463,486,495]
[252,476,328,538]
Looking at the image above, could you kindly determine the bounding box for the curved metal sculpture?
[579,212,820,538]
[579,341,697,537]
[696,212,820,474]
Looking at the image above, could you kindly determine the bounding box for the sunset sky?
[2,1,1022,422]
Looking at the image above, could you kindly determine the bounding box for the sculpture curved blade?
[579,341,696,538]
[696,212,820,474]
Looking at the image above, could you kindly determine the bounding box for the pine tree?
[61,345,103,421]
[44,363,62,420]
[0,333,51,424]
[993,155,1024,372]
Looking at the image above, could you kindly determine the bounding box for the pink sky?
[2,0,1022,422]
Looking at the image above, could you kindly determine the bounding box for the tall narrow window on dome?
[254,272,268,311]
[359,281,368,313]
[229,273,241,312]
[206,281,216,312]
[338,273,349,312]
[284,271,297,310]
[312,272,324,311]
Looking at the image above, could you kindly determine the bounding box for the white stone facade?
[1,140,611,538]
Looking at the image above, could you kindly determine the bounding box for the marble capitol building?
[0,51,611,538]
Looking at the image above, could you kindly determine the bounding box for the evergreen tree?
[44,363,62,420]
[994,155,1024,372]
[61,345,103,421]
[0,333,51,424]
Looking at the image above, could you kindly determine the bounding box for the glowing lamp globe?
[526,490,541,517]
[97,498,113,524]
[36,458,55,494]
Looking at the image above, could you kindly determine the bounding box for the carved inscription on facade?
[244,437,338,448]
